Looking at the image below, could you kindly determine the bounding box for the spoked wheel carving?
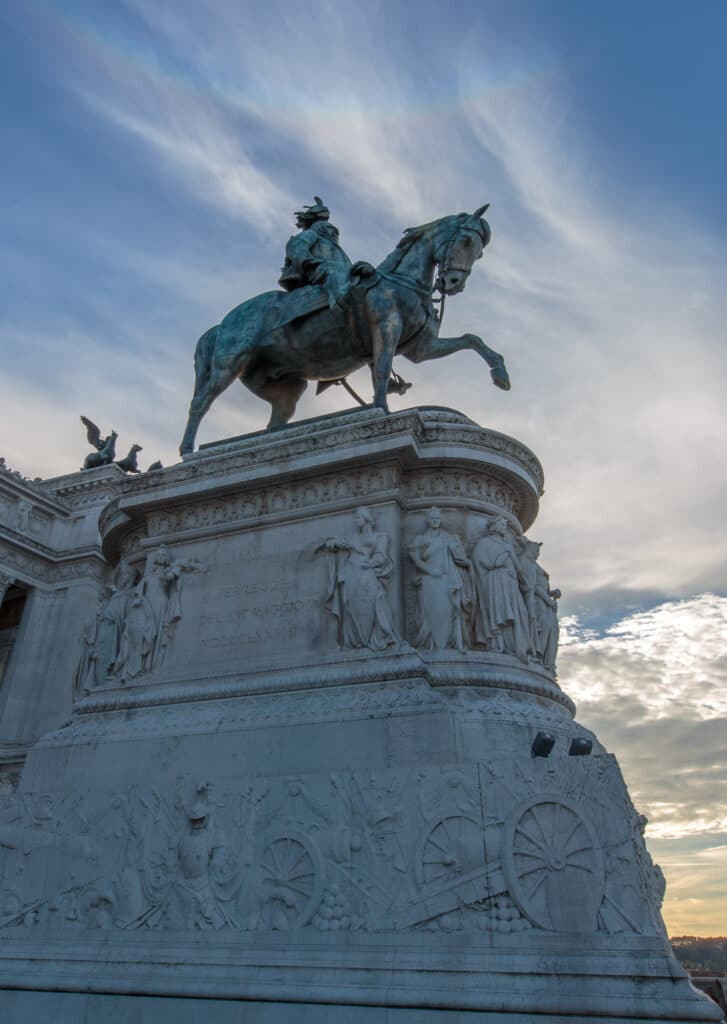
[259,831,322,929]
[503,798,604,932]
[421,815,483,884]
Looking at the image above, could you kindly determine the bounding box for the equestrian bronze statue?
[180,201,510,455]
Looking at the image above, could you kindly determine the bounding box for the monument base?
[0,410,720,1022]
[0,993,720,1024]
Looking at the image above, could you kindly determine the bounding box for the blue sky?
[1,1,726,934]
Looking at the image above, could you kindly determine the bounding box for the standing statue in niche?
[114,546,205,681]
[318,508,401,651]
[469,516,530,663]
[515,537,541,655]
[94,562,138,685]
[533,563,561,671]
[73,596,106,694]
[73,562,138,694]
[15,500,31,533]
[408,508,473,653]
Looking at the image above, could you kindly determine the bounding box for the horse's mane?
[378,213,469,274]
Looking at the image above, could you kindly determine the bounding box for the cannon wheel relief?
[502,797,604,932]
[259,831,323,929]
[420,815,483,885]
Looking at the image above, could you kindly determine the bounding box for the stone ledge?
[98,407,543,562]
[71,650,573,715]
[0,935,718,1021]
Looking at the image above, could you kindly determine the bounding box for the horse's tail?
[193,325,219,394]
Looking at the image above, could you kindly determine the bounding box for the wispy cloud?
[562,593,727,717]
[76,89,293,237]
[123,0,434,226]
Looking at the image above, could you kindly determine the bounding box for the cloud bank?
[562,593,727,934]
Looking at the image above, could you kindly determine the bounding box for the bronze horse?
[180,207,510,454]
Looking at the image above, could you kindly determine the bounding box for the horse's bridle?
[433,216,489,323]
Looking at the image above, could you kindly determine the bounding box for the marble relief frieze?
[137,465,401,545]
[131,467,522,550]
[75,502,563,701]
[0,758,666,939]
[401,468,520,518]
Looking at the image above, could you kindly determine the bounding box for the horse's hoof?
[491,367,511,391]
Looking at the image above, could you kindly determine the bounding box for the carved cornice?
[73,650,573,716]
[114,463,526,557]
[114,407,542,501]
[0,526,57,560]
[401,467,520,517]
[0,471,70,517]
[45,677,575,746]
[98,408,543,559]
[118,464,401,551]
[0,539,106,586]
[40,464,126,510]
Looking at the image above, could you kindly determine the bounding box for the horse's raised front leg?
[400,330,511,391]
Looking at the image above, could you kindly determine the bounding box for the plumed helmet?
[295,196,330,224]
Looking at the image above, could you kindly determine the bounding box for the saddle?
[273,284,330,329]
[274,263,379,332]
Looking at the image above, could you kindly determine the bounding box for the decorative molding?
[0,472,70,517]
[72,649,573,716]
[109,466,528,557]
[40,464,126,510]
[105,407,542,509]
[107,464,402,548]
[402,468,520,517]
[0,541,107,586]
[0,570,15,600]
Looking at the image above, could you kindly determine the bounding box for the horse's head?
[434,205,491,296]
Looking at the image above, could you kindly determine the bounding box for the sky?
[1,1,726,936]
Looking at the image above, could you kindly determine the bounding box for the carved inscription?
[198,557,304,653]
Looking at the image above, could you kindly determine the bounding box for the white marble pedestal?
[0,408,720,1022]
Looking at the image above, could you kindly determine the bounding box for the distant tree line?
[671,936,727,974]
